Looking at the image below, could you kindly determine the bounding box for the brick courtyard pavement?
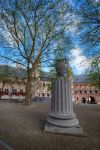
[0,100,100,150]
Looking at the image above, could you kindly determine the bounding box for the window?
[47,93,50,97]
[4,89,9,95]
[75,91,77,94]
[82,90,84,94]
[86,86,90,90]
[85,90,87,94]
[87,90,90,94]
[90,90,92,94]
[5,88,9,92]
[12,89,17,95]
[20,90,23,93]
[95,90,97,94]
[43,82,45,87]
[42,93,45,97]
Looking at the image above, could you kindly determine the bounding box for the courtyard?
[0,100,100,150]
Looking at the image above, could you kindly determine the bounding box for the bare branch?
[0,54,27,68]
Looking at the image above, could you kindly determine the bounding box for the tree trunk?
[2,82,5,91]
[24,69,32,105]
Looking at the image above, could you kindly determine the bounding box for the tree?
[48,32,74,79]
[78,0,100,56]
[0,64,26,91]
[54,32,74,60]
[89,56,100,89]
[0,65,12,91]
[0,0,75,105]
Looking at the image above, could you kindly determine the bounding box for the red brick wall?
[73,82,100,103]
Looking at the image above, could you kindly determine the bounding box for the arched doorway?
[81,97,86,103]
[89,96,96,104]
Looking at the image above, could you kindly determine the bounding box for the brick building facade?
[0,80,26,100]
[0,65,99,103]
[73,75,100,104]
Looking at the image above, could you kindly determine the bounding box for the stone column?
[45,59,83,135]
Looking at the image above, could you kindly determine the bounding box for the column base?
[44,112,84,136]
[45,122,83,136]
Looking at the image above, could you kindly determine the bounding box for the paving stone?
[0,100,100,150]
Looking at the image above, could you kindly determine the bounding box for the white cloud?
[95,0,100,2]
[70,47,90,74]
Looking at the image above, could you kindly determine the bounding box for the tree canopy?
[89,56,100,89]
[0,0,75,104]
[78,0,100,56]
